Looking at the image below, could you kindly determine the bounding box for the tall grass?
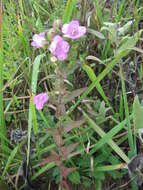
[0,1,7,160]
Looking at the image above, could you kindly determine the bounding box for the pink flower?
[62,20,86,39]
[49,35,70,61]
[33,93,49,110]
[31,32,46,48]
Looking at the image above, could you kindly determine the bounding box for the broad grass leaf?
[31,54,45,94]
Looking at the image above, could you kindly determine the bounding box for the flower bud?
[47,28,56,40]
[53,19,62,29]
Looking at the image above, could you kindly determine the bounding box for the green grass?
[0,3,7,161]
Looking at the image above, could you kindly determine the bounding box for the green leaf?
[118,20,134,35]
[117,30,143,54]
[133,96,143,134]
[68,171,80,184]
[87,28,105,39]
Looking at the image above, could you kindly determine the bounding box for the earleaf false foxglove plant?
[31,19,86,189]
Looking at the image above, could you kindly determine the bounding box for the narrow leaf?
[62,0,76,23]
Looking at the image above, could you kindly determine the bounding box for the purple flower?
[62,20,86,39]
[33,93,49,110]
[49,35,70,61]
[31,32,46,48]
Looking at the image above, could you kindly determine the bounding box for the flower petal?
[62,24,69,34]
[70,20,79,27]
[57,53,67,61]
[39,32,46,37]
[78,26,86,36]
[62,41,70,53]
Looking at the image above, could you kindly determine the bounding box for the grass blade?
[62,0,76,23]
[67,51,128,116]
[83,111,130,163]
[120,64,134,157]
[27,54,45,165]
[82,63,114,113]
[90,114,133,155]
[2,144,21,177]
[0,1,7,159]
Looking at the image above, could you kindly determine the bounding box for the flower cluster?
[31,20,86,61]
[31,20,86,110]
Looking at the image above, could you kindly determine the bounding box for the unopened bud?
[50,56,57,63]
[47,28,56,40]
[53,19,62,29]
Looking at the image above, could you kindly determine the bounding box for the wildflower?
[49,35,70,61]
[62,20,86,39]
[31,32,46,48]
[33,93,49,110]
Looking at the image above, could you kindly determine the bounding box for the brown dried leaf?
[63,118,86,133]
